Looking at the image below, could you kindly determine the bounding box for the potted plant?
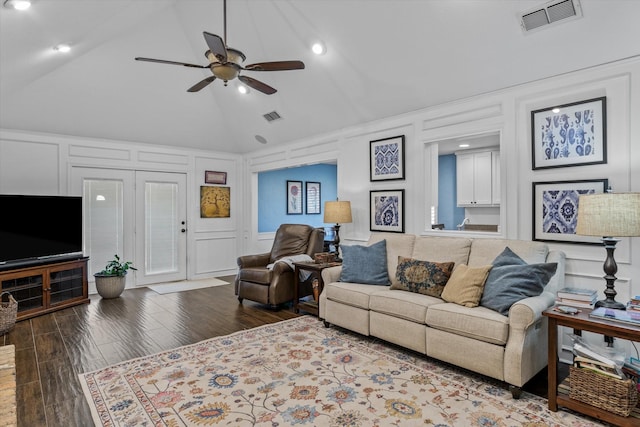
[94,254,136,299]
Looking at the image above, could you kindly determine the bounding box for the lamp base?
[594,299,626,311]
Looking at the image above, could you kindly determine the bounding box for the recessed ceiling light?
[459,144,470,148]
[3,0,31,10]
[311,41,326,55]
[552,107,560,113]
[54,44,71,53]
[255,135,267,144]
[237,83,249,94]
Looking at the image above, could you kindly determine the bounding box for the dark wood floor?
[1,277,554,427]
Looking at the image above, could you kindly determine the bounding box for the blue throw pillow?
[480,247,557,315]
[339,239,390,285]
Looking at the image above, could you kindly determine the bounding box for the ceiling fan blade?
[187,76,216,92]
[135,57,208,68]
[203,32,227,62]
[244,60,305,72]
[238,75,276,95]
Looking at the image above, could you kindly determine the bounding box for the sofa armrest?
[321,265,343,284]
[237,253,271,269]
[508,291,556,330]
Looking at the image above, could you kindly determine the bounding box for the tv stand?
[0,257,89,321]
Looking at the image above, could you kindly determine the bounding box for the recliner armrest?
[321,265,343,284]
[237,253,271,268]
[508,291,555,330]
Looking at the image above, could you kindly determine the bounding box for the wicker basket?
[0,292,18,335]
[569,366,639,417]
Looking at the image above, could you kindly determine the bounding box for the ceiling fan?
[135,0,304,94]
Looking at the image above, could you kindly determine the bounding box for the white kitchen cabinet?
[456,150,499,206]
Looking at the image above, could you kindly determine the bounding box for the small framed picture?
[286,180,303,215]
[305,182,321,214]
[532,179,608,244]
[200,186,231,218]
[370,135,405,181]
[531,97,607,170]
[370,189,404,233]
[205,170,227,185]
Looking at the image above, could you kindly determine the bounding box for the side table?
[293,261,341,317]
[543,307,640,426]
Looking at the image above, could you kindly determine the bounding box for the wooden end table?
[292,261,341,317]
[543,307,640,426]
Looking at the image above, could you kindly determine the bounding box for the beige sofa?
[319,232,565,398]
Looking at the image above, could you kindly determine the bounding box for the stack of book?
[555,287,597,309]
[627,296,640,312]
[572,342,626,380]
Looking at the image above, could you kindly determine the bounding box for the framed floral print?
[305,181,321,214]
[370,189,404,233]
[370,135,405,181]
[531,97,607,170]
[287,180,303,215]
[532,179,608,244]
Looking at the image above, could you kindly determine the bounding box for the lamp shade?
[575,193,640,237]
[324,201,352,224]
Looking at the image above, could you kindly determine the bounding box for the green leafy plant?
[95,254,137,277]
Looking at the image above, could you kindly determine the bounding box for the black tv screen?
[0,194,83,266]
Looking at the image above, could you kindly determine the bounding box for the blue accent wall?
[258,164,337,232]
[438,155,465,230]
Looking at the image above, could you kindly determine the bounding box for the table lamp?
[324,200,352,260]
[575,192,640,310]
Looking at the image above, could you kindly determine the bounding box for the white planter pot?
[94,275,126,299]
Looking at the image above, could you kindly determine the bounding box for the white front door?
[134,171,187,285]
[70,167,187,288]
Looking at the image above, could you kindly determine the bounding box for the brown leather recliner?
[235,224,325,309]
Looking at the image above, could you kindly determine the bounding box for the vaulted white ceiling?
[1,0,638,154]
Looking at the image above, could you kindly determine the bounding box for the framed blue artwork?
[531,97,607,170]
[532,179,608,244]
[370,189,404,233]
[370,135,405,181]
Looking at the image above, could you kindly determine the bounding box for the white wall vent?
[520,0,582,33]
[263,111,282,122]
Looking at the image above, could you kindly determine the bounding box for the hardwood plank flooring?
[1,276,553,426]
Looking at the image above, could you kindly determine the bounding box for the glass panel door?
[135,171,187,285]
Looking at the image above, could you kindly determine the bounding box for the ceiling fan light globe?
[212,63,240,81]
[226,48,246,65]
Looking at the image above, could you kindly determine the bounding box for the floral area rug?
[79,316,604,426]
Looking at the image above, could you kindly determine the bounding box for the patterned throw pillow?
[391,256,454,297]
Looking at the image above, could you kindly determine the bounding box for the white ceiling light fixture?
[237,82,249,94]
[311,41,326,55]
[3,0,31,10]
[54,44,71,53]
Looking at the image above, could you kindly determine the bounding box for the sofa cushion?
[370,289,442,323]
[339,239,390,285]
[391,256,454,297]
[325,282,387,310]
[468,239,549,266]
[367,233,416,287]
[440,264,492,307]
[412,236,472,266]
[426,303,510,346]
[480,247,558,315]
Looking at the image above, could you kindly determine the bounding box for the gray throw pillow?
[339,239,390,285]
[480,247,557,315]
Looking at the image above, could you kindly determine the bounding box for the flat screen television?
[0,194,83,268]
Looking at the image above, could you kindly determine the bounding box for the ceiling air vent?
[263,111,282,122]
[520,0,582,33]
